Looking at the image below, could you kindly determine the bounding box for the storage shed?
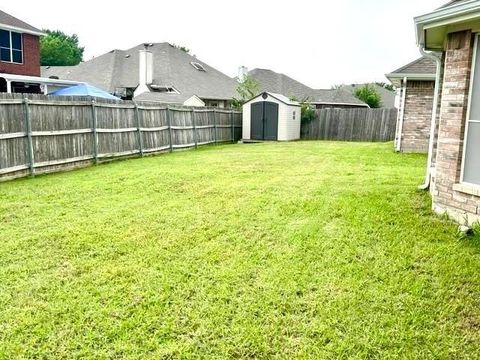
[242,92,301,141]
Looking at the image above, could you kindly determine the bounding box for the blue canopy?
[50,84,120,100]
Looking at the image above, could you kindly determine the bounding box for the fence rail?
[0,94,242,180]
[301,108,398,142]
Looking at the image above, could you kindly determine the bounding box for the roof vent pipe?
[237,66,248,82]
[134,44,153,97]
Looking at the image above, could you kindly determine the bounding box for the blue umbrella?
[50,83,120,100]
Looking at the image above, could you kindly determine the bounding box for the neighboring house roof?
[42,43,238,102]
[386,57,437,89]
[248,68,368,107]
[340,84,396,108]
[313,89,370,107]
[0,9,43,35]
[248,68,315,101]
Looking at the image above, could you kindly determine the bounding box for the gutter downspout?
[395,77,408,152]
[419,48,442,190]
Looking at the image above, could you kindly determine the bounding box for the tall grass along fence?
[0,94,242,180]
[301,108,398,142]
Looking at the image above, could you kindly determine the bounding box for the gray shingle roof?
[248,68,367,107]
[248,68,315,101]
[340,84,396,108]
[388,57,437,76]
[312,89,370,107]
[0,9,42,34]
[42,43,238,102]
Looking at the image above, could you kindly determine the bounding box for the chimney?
[134,44,154,97]
[238,66,248,82]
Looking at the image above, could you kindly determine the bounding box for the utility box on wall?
[242,92,301,141]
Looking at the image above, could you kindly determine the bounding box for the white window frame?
[460,33,480,187]
[0,29,23,65]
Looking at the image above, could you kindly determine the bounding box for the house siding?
[432,30,480,224]
[0,33,40,76]
[400,80,435,153]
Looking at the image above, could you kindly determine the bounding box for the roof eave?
[415,0,480,49]
[311,101,369,108]
[385,73,436,81]
[0,23,45,36]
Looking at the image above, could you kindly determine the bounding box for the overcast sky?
[5,0,446,88]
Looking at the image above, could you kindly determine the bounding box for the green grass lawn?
[1,142,480,359]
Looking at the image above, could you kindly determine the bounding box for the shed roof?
[42,43,238,103]
[245,92,300,106]
[0,9,43,35]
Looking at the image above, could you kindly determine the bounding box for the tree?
[232,75,260,109]
[354,84,382,108]
[172,44,190,54]
[375,82,396,92]
[290,97,316,124]
[40,30,84,66]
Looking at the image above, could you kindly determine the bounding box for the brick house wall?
[0,33,40,76]
[432,30,480,224]
[399,80,435,153]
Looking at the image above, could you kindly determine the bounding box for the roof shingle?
[0,9,42,34]
[248,68,367,107]
[42,43,238,102]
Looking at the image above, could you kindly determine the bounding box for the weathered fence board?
[0,94,242,180]
[301,108,398,142]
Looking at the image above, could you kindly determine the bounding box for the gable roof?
[0,9,43,35]
[42,43,238,102]
[248,68,368,107]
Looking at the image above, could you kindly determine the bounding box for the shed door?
[250,101,279,140]
[251,102,264,140]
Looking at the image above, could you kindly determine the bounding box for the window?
[149,84,179,93]
[0,30,22,64]
[462,35,480,185]
[190,62,206,71]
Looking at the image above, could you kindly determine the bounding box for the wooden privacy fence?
[0,94,242,180]
[301,108,398,142]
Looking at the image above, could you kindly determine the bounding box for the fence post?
[192,109,198,149]
[23,98,34,177]
[91,100,99,164]
[213,108,217,144]
[166,106,173,152]
[231,111,235,143]
[134,102,144,157]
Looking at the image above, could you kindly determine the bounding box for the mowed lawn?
[1,142,480,359]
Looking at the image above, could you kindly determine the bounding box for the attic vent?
[191,62,206,72]
[150,85,179,94]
